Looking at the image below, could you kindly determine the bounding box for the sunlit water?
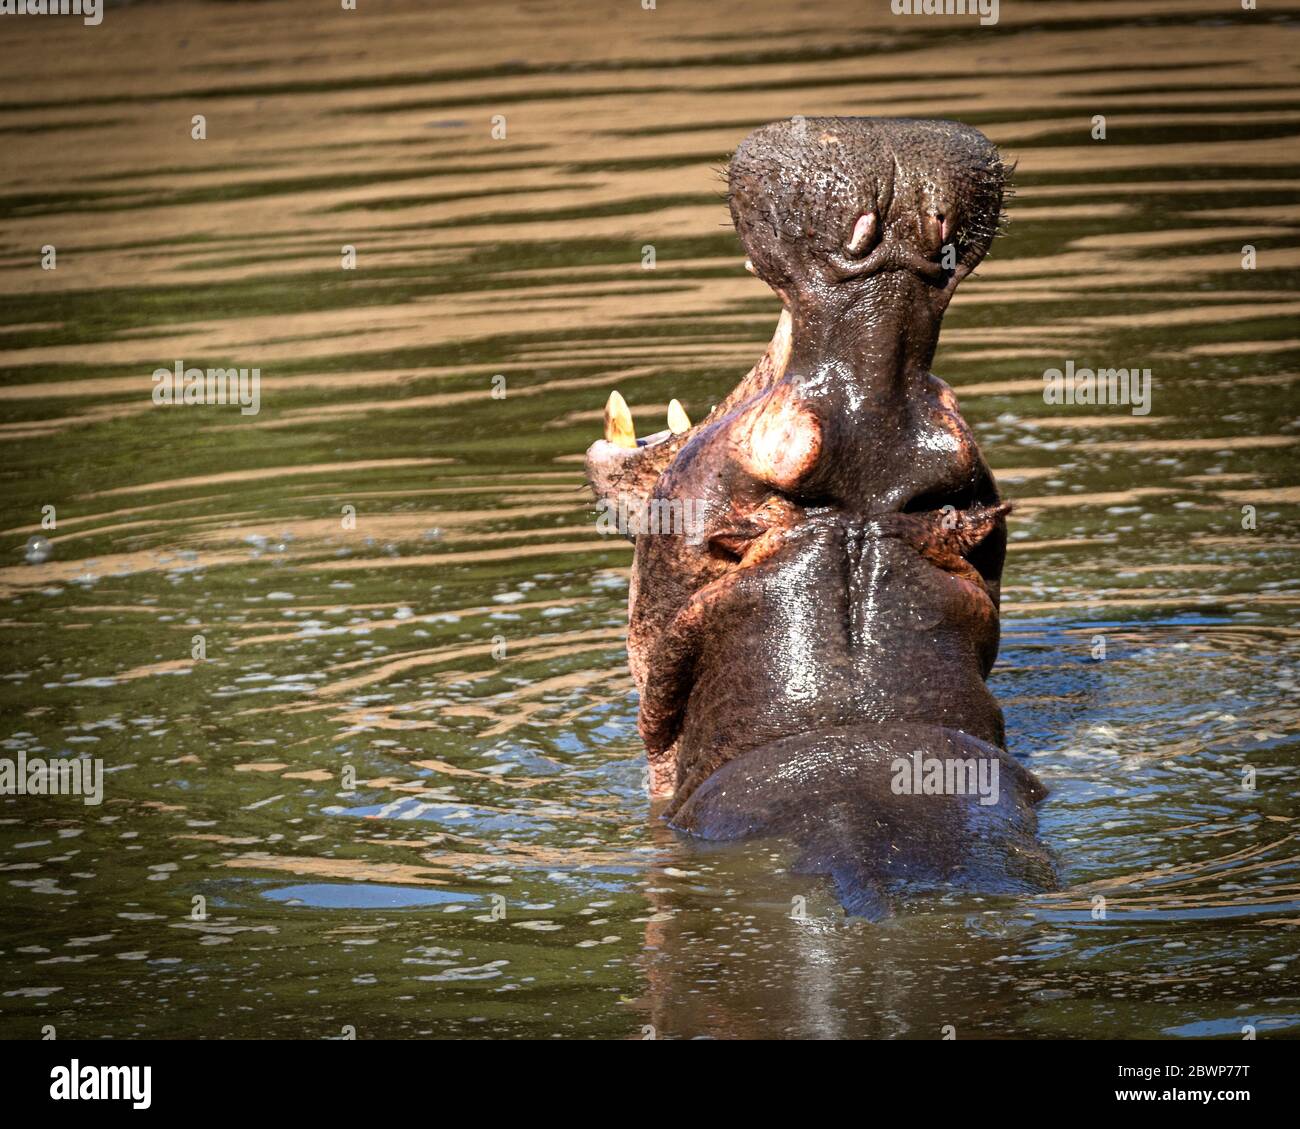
[0,0,1297,1039]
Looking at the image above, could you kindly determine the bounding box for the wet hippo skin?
[585,117,1055,918]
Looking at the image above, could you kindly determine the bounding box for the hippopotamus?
[586,117,1055,918]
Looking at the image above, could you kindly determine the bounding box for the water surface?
[0,0,1297,1039]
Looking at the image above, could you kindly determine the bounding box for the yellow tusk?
[666,398,691,434]
[604,390,637,448]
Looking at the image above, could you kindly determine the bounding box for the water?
[1,0,1297,1040]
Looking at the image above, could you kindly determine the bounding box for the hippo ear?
[899,501,1010,610]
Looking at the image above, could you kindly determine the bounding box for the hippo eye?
[844,211,878,257]
[707,529,753,563]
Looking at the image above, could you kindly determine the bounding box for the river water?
[0,0,1297,1039]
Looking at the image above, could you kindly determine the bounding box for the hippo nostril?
[921,210,946,253]
[844,211,878,256]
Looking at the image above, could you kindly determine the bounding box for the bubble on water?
[24,536,51,564]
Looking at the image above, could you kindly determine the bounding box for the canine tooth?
[604,390,637,448]
[744,258,756,274]
[667,399,691,434]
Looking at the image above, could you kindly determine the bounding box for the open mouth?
[584,306,794,521]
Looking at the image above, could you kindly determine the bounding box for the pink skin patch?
[741,391,822,492]
[846,212,877,255]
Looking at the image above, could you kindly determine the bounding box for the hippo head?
[586,118,1053,916]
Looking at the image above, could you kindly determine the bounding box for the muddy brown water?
[0,0,1297,1039]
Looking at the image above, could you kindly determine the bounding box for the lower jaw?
[660,712,1012,818]
[658,720,1054,919]
[649,673,1005,801]
[664,720,1043,826]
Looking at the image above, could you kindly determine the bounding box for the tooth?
[667,398,691,434]
[744,258,756,274]
[604,390,637,448]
